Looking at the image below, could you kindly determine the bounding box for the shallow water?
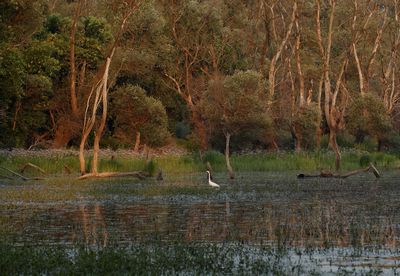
[1,171,400,273]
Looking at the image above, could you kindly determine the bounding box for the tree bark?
[91,57,111,174]
[328,129,341,171]
[79,1,140,175]
[134,131,140,152]
[224,132,234,179]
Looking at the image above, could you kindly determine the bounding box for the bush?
[110,85,170,148]
[359,154,371,167]
[175,122,191,139]
[292,104,320,150]
[346,95,393,143]
[202,150,224,165]
[144,159,157,176]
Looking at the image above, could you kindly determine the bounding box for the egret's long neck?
[207,172,210,181]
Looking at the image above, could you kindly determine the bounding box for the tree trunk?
[91,57,110,174]
[224,132,234,179]
[294,126,302,153]
[328,130,341,171]
[134,131,140,152]
[78,1,140,175]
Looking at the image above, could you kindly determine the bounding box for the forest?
[1,0,400,170]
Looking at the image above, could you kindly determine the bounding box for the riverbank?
[0,148,399,177]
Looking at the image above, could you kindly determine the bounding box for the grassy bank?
[0,149,399,177]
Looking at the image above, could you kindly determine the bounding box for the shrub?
[110,85,170,148]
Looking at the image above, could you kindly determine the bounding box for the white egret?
[206,170,220,188]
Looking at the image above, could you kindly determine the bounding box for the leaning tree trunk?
[224,132,234,179]
[91,57,111,174]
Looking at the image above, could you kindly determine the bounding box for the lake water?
[1,171,400,273]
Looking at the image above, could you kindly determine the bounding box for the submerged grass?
[0,242,392,275]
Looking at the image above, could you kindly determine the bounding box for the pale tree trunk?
[316,0,350,171]
[293,8,305,152]
[288,53,302,152]
[316,76,323,150]
[295,13,305,108]
[134,131,140,152]
[267,1,297,106]
[382,1,400,114]
[224,132,234,179]
[329,131,341,171]
[79,59,110,174]
[91,57,111,174]
[352,0,386,96]
[79,1,140,175]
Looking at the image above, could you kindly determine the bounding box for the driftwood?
[0,166,45,181]
[297,163,380,179]
[20,162,46,175]
[78,171,150,180]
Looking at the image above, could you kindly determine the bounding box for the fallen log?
[297,163,380,179]
[78,171,150,180]
[0,166,45,181]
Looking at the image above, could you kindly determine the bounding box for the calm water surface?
[1,171,400,273]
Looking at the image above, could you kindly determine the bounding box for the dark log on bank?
[297,163,380,179]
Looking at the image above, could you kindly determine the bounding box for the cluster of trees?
[1,0,400,169]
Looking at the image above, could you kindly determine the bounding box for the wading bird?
[206,170,220,188]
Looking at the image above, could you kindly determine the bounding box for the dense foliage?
[1,0,400,154]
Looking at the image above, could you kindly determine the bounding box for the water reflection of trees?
[78,204,108,247]
[2,200,399,248]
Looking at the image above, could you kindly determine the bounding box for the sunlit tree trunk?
[91,57,110,174]
[316,0,351,171]
[224,132,234,179]
[79,1,140,175]
[133,131,140,152]
[352,0,387,96]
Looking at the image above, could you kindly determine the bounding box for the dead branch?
[297,163,380,179]
[78,171,150,180]
[0,167,45,181]
[20,163,46,175]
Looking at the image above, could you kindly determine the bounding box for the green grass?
[0,150,399,179]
